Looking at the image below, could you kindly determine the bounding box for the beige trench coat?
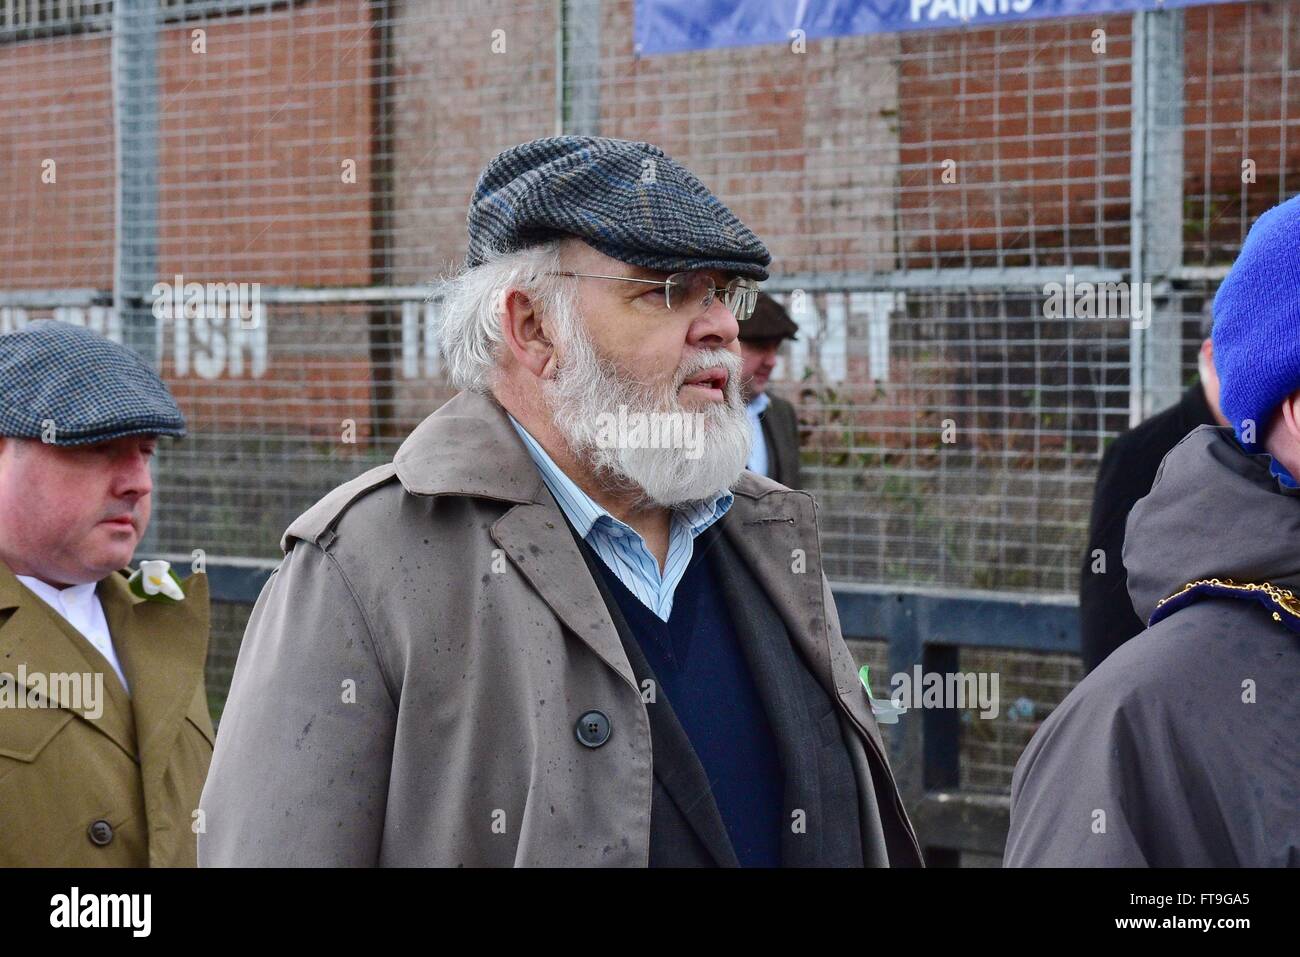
[199,390,921,867]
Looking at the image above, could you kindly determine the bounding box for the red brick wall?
[597,0,900,276]
[1,0,1294,444]
[0,33,114,288]
[154,0,374,286]
[0,0,377,440]
[0,0,374,289]
[896,1,1300,269]
[1183,0,1299,262]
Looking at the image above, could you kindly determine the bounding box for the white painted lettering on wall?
[0,304,267,380]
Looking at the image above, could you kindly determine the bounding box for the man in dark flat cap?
[740,292,802,488]
[202,136,920,868]
[0,319,213,866]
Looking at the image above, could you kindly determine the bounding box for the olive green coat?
[0,562,214,866]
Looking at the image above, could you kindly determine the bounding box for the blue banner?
[634,0,1242,55]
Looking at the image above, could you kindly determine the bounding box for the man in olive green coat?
[0,320,213,866]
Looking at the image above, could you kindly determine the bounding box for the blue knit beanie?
[1213,194,1300,451]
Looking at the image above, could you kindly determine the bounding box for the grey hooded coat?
[1005,425,1300,867]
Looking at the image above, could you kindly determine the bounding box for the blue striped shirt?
[508,415,733,621]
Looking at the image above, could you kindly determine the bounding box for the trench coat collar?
[394,390,544,505]
[391,390,889,765]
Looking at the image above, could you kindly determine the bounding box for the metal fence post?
[559,0,601,136]
[111,0,161,554]
[1129,8,1186,426]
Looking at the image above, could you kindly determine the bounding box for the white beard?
[543,321,752,508]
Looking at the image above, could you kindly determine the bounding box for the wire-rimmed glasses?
[547,270,760,321]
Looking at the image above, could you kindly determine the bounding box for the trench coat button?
[87,819,114,846]
[575,710,611,748]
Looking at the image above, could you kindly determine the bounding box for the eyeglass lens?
[665,272,756,320]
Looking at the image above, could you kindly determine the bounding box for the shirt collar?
[15,575,98,611]
[506,414,733,538]
[747,391,771,417]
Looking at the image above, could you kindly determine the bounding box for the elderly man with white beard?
[199,136,921,868]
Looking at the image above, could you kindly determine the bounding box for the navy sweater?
[588,533,786,866]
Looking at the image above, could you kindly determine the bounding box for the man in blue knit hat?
[1213,196,1300,480]
[1006,195,1300,867]
[202,137,921,868]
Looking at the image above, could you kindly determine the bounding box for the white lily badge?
[858,665,907,724]
[128,559,186,602]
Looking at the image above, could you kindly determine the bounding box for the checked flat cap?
[0,320,186,446]
[466,136,772,280]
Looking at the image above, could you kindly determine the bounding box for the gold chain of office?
[1156,577,1300,623]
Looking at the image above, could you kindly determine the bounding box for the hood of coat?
[1124,424,1300,624]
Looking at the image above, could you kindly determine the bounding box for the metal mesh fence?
[1,0,1297,805]
[5,0,1291,589]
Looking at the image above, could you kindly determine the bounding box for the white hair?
[434,240,579,394]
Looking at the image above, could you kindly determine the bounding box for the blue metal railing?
[834,584,1079,863]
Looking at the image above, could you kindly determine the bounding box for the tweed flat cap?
[0,320,185,446]
[466,136,772,280]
